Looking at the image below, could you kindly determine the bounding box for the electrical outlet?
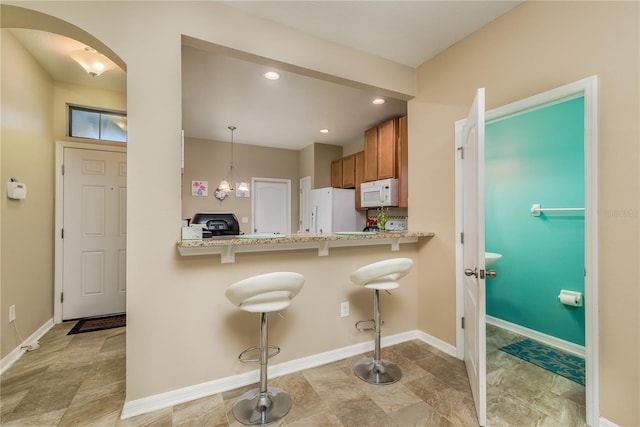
[9,305,16,322]
[340,301,349,318]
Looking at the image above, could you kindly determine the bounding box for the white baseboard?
[487,316,585,357]
[598,417,620,426]
[121,329,450,420]
[415,330,458,358]
[1,318,55,375]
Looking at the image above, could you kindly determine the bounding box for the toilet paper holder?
[558,290,583,307]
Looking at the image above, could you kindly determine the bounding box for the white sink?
[485,252,502,268]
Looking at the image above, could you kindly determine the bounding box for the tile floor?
[1,322,585,426]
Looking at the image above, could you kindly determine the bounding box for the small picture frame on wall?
[191,180,208,197]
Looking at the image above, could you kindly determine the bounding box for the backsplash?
[366,207,408,230]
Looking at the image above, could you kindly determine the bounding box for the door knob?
[486,270,497,278]
[464,268,478,278]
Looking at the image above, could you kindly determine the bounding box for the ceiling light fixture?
[264,71,280,80]
[70,47,114,77]
[320,129,329,134]
[372,98,386,105]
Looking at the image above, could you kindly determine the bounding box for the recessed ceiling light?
[320,129,329,134]
[372,98,386,105]
[264,71,280,80]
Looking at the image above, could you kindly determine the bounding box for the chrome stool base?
[354,357,402,385]
[232,387,292,426]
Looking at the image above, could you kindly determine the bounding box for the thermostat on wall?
[7,181,27,200]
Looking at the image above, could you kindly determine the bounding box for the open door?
[462,88,487,426]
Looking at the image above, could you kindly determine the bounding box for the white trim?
[454,76,599,426]
[54,141,127,323]
[0,318,54,374]
[121,329,449,420]
[415,329,458,358]
[487,316,585,357]
[598,417,620,427]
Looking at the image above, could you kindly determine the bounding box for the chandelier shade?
[70,47,114,77]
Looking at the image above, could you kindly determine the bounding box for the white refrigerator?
[310,187,365,233]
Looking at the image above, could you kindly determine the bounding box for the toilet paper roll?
[559,294,579,306]
[558,290,582,307]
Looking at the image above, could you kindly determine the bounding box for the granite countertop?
[176,231,434,263]
[177,231,434,248]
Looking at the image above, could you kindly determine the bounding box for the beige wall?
[299,143,314,187]
[313,143,342,189]
[2,2,638,425]
[408,2,639,425]
[0,28,127,359]
[1,29,54,358]
[0,0,416,405]
[342,137,364,157]
[53,81,126,142]
[182,137,300,233]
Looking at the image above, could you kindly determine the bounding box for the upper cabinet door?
[331,159,343,188]
[377,119,397,179]
[342,154,356,188]
[364,127,378,182]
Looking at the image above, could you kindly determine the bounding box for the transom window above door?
[68,104,127,143]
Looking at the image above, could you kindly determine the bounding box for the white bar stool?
[351,258,414,385]
[225,272,304,426]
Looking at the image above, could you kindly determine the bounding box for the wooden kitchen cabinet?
[363,127,378,182]
[342,154,356,188]
[377,119,397,179]
[331,158,343,188]
[398,115,408,207]
[355,151,365,210]
[364,118,398,181]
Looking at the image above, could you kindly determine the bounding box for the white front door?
[63,147,127,320]
[462,88,487,426]
[252,178,291,234]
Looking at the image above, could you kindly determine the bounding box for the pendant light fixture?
[215,126,249,202]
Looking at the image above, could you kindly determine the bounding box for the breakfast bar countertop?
[177,231,434,263]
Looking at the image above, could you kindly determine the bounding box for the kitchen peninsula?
[177,231,434,263]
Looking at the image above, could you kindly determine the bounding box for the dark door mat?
[67,314,126,335]
[499,339,585,385]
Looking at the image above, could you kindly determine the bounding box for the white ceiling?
[8,1,521,150]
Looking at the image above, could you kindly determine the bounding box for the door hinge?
[61,228,64,239]
[60,292,64,303]
[461,317,465,329]
[457,146,464,159]
[61,164,65,175]
[460,232,464,244]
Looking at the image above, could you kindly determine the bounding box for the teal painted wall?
[485,96,585,346]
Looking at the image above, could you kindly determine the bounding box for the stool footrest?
[238,345,281,363]
[355,319,384,332]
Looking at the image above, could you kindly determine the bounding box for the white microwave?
[360,178,399,208]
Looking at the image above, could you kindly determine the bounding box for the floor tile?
[1,323,587,426]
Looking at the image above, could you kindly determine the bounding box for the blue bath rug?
[499,339,585,386]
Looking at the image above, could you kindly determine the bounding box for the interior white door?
[299,176,311,233]
[252,178,291,234]
[463,88,487,426]
[63,148,127,320]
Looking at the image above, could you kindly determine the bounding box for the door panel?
[63,148,126,320]
[463,88,487,426]
[253,178,291,234]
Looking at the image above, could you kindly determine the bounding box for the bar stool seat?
[226,272,304,426]
[351,258,414,385]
